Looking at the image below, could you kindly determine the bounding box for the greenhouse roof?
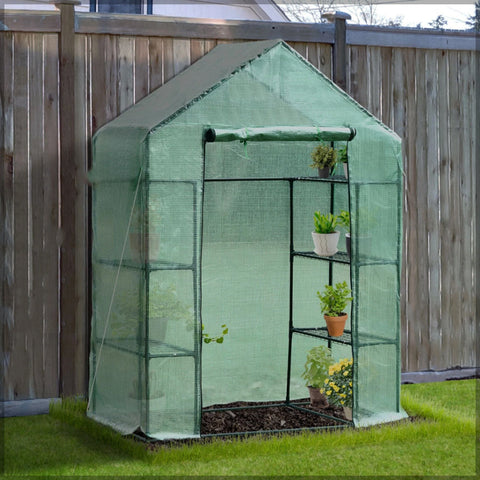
[105,39,283,132]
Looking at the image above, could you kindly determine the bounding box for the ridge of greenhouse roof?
[102,39,283,133]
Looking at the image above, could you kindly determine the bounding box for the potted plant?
[316,281,353,337]
[338,209,351,256]
[310,142,337,178]
[312,211,340,256]
[301,345,334,407]
[321,358,353,420]
[338,145,348,179]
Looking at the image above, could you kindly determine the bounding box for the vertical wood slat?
[148,37,163,91]
[391,48,407,370]
[117,36,135,114]
[404,48,419,372]
[43,33,60,397]
[12,32,31,399]
[458,51,474,367]
[447,50,463,369]
[1,32,15,400]
[29,33,46,397]
[425,49,441,370]
[437,48,451,370]
[58,2,84,397]
[135,36,149,101]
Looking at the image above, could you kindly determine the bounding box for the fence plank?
[148,36,163,91]
[12,32,31,399]
[391,48,407,370]
[135,36,149,101]
[459,50,475,367]
[437,48,451,370]
[348,46,368,110]
[404,48,419,372]
[163,38,174,83]
[380,47,392,127]
[447,50,463,368]
[173,38,191,76]
[425,49,441,370]
[42,33,60,397]
[1,32,15,400]
[91,34,107,134]
[414,49,431,371]
[29,33,47,397]
[118,36,135,113]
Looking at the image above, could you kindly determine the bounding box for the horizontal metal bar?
[95,258,194,271]
[204,176,347,183]
[204,402,287,413]
[292,327,353,345]
[204,126,356,143]
[293,251,350,264]
[201,423,349,438]
[288,403,352,426]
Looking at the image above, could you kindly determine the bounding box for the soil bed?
[201,399,348,435]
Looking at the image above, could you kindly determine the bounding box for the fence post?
[55,0,85,398]
[322,11,351,90]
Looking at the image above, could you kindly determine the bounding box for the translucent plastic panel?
[88,344,143,434]
[201,180,290,405]
[147,356,199,439]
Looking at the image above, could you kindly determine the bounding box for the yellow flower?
[349,382,352,387]
[324,379,329,385]
[340,393,346,398]
[326,390,332,395]
[343,371,349,376]
[333,385,339,392]
[320,388,325,394]
[340,400,345,405]
[329,366,335,376]
[329,382,335,387]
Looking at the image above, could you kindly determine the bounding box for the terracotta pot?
[317,167,330,178]
[308,386,328,407]
[324,313,348,337]
[343,406,353,421]
[312,231,340,257]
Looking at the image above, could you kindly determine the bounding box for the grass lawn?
[2,380,477,476]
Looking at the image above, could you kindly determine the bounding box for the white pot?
[311,231,340,257]
[343,162,348,179]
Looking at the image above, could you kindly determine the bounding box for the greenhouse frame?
[88,39,407,440]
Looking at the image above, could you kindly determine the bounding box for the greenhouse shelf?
[291,327,396,347]
[95,258,194,271]
[99,337,196,359]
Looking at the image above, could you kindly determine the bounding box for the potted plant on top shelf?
[316,281,353,337]
[301,345,333,407]
[310,142,337,178]
[312,211,340,257]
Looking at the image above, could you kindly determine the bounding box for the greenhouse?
[88,39,407,440]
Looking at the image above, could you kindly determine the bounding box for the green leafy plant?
[338,210,350,234]
[202,324,229,344]
[313,211,338,234]
[320,358,353,407]
[301,345,334,388]
[338,145,348,163]
[316,281,353,317]
[310,143,337,169]
[148,284,192,320]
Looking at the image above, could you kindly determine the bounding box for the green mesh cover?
[88,39,406,439]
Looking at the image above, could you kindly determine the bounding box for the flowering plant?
[320,358,353,407]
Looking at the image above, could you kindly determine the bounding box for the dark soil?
[201,399,348,435]
[140,399,351,448]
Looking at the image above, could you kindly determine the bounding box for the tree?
[465,1,480,31]
[281,0,403,27]
[428,15,448,29]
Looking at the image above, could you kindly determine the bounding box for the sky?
[347,2,476,29]
[3,1,477,30]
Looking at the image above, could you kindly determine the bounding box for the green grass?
[2,380,477,476]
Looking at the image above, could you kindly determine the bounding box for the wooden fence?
[0,7,477,401]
